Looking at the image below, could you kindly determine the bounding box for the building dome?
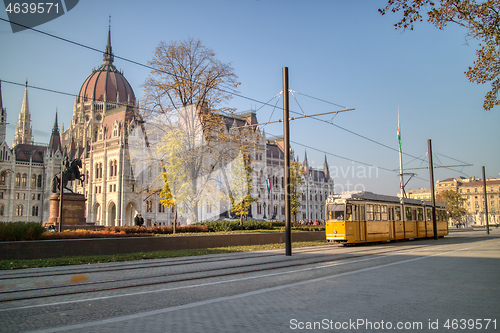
[77,28,136,105]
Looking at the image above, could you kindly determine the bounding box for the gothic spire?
[0,80,3,111]
[303,150,309,173]
[52,112,59,135]
[0,81,6,145]
[323,155,330,181]
[103,20,114,65]
[48,112,61,154]
[12,81,34,147]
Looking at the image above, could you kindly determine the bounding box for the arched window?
[99,163,103,178]
[15,173,21,186]
[37,174,42,187]
[109,161,114,177]
[16,205,23,216]
[95,163,99,179]
[114,160,118,177]
[0,171,6,185]
[31,174,37,188]
[22,174,27,187]
[32,205,39,217]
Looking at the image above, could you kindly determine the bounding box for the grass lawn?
[0,240,328,270]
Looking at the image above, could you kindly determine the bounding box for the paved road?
[1,229,499,333]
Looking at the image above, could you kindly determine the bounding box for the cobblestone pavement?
[1,229,499,333]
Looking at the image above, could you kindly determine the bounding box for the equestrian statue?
[51,156,85,193]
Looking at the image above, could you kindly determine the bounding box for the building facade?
[0,82,64,223]
[1,30,334,226]
[409,176,500,226]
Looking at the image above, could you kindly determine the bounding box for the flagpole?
[398,109,404,199]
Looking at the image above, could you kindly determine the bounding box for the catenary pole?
[428,139,437,240]
[58,154,64,232]
[283,67,291,256]
[482,166,490,235]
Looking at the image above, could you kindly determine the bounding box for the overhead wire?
[1,17,470,180]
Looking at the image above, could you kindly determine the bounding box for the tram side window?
[426,208,432,221]
[417,208,424,221]
[395,206,402,221]
[438,210,447,222]
[359,205,365,221]
[366,204,374,221]
[374,205,381,221]
[381,205,388,220]
[346,204,352,221]
[405,207,413,221]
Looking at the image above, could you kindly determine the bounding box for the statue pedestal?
[48,193,93,228]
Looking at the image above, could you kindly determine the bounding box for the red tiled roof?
[14,144,46,163]
[461,180,500,187]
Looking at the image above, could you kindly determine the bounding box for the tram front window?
[327,204,345,221]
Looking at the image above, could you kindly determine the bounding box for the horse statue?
[51,157,85,193]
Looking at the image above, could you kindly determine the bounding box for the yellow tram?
[325,191,448,244]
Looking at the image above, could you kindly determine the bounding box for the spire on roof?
[12,80,34,147]
[103,18,114,65]
[48,112,62,154]
[52,112,59,135]
[0,80,3,111]
[323,155,330,181]
[303,150,309,173]
[0,81,6,145]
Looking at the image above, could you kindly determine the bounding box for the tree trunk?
[173,206,177,234]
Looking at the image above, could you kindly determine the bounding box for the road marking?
[0,241,491,313]
[21,240,499,333]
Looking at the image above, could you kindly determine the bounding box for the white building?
[0,29,334,226]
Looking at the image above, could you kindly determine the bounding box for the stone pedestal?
[48,193,93,228]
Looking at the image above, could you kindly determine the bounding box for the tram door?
[357,205,366,241]
[389,207,395,239]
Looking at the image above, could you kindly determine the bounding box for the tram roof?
[335,191,444,207]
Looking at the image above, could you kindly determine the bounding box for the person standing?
[134,214,140,226]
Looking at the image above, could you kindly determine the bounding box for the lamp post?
[58,153,66,232]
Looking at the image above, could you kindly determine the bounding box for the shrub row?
[105,224,209,235]
[199,220,285,232]
[0,222,46,241]
[0,220,322,242]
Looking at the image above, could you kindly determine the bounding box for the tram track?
[0,242,441,304]
[0,244,337,281]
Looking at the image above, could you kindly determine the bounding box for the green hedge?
[198,220,285,232]
[106,225,209,235]
[0,222,46,241]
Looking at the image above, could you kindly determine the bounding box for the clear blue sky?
[1,0,498,195]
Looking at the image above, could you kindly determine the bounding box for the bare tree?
[143,37,240,118]
[141,38,245,223]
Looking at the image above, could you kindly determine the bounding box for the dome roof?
[77,28,136,105]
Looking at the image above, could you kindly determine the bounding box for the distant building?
[454,177,500,226]
[402,177,500,227]
[0,81,63,222]
[397,188,432,201]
